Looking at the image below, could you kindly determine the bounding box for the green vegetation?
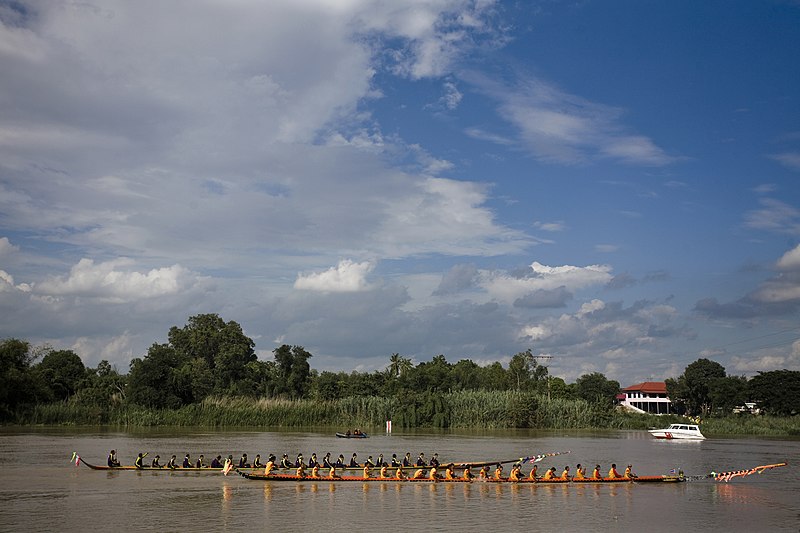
[3,313,800,435]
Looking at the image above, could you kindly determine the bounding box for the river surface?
[0,427,798,532]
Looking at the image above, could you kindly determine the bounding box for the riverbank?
[10,391,800,436]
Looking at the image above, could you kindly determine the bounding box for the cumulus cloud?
[295,259,374,292]
[481,261,613,303]
[513,286,572,308]
[0,236,19,258]
[516,298,689,382]
[433,264,479,295]
[35,258,199,303]
[776,244,800,270]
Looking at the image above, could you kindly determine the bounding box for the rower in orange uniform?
[574,464,585,480]
[478,466,489,480]
[542,467,557,480]
[592,464,602,479]
[462,465,473,481]
[509,463,522,481]
[395,467,407,480]
[528,464,538,480]
[561,466,571,480]
[445,463,457,480]
[624,464,637,479]
[608,463,621,479]
[493,464,504,480]
[264,455,276,476]
[412,468,425,479]
[363,465,372,479]
[329,465,340,479]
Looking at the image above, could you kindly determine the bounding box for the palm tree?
[389,353,413,378]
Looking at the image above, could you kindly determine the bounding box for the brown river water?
[0,427,798,532]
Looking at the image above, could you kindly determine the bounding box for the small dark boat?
[336,432,368,438]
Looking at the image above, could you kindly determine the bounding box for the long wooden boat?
[237,471,683,483]
[335,432,368,438]
[78,458,242,472]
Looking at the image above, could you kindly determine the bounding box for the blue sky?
[1,0,799,385]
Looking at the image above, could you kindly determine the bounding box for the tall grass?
[13,393,800,435]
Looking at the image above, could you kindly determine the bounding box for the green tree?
[508,350,534,391]
[168,313,256,395]
[0,339,50,414]
[575,372,620,406]
[708,375,748,414]
[126,344,191,408]
[36,349,86,400]
[451,359,481,390]
[272,345,313,398]
[683,358,726,415]
[72,360,126,407]
[480,361,508,390]
[748,370,800,416]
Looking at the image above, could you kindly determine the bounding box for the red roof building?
[619,381,672,414]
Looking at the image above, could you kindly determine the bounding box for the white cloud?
[768,151,800,172]
[534,221,566,232]
[776,244,800,271]
[0,236,19,258]
[481,262,612,303]
[35,258,199,303]
[465,71,674,166]
[442,81,463,110]
[295,259,375,292]
[744,198,800,235]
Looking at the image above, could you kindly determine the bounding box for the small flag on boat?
[71,452,80,466]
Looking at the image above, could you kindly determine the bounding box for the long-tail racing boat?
[237,463,788,484]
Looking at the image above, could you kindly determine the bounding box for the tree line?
[2,313,798,421]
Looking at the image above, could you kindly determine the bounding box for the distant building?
[617,382,672,414]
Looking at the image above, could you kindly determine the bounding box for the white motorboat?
[648,423,705,440]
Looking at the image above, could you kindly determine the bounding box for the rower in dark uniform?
[391,454,400,467]
[377,454,385,467]
[253,454,263,468]
[107,450,120,467]
[151,455,161,468]
[323,453,333,469]
[196,455,206,468]
[365,456,375,468]
[239,454,251,468]
[167,455,178,469]
[335,454,346,468]
[294,454,304,468]
[135,453,145,469]
[211,455,222,468]
[308,453,319,468]
[349,453,359,468]
[416,453,426,466]
[430,453,440,468]
[402,453,412,467]
[182,454,192,468]
[281,454,293,469]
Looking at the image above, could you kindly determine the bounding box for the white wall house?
[618,382,672,414]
